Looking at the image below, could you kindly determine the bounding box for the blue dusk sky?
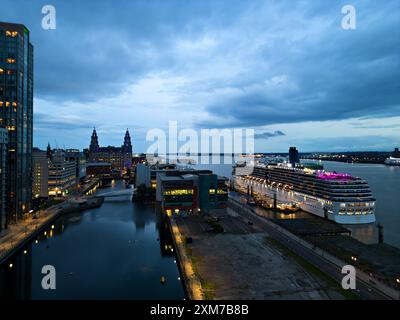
[1,0,399,152]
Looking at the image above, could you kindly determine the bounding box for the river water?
[322,161,400,248]
[193,158,400,249]
[0,181,185,300]
[1,159,398,299]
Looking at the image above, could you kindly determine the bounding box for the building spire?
[46,142,52,160]
[123,128,132,153]
[89,127,99,152]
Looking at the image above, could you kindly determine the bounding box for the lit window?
[6,58,16,64]
[5,31,18,37]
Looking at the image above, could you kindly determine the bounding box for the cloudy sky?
[2,0,399,152]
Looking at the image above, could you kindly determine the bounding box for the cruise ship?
[233,163,376,224]
[385,148,400,166]
[385,157,400,166]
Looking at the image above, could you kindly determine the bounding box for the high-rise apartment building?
[0,22,33,224]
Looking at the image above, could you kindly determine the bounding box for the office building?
[155,167,228,216]
[32,148,49,199]
[0,22,33,223]
[65,149,87,184]
[136,163,178,189]
[48,150,76,197]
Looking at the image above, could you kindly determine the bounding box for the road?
[230,196,392,300]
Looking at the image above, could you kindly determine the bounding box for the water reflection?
[0,181,185,300]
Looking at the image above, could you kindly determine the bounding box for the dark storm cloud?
[34,113,92,130]
[1,0,248,101]
[1,0,399,137]
[254,130,285,139]
[195,0,400,127]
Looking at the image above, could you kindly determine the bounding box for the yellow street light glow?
[44,231,47,236]
[51,225,55,229]
[23,250,27,254]
[35,240,38,243]
[9,263,13,268]
[396,278,400,284]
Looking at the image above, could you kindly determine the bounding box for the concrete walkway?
[0,204,63,261]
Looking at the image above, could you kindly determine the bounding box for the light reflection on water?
[0,181,185,300]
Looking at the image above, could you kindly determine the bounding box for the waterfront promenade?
[0,178,101,263]
[0,204,63,263]
[169,218,203,300]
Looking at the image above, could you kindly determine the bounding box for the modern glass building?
[156,169,229,216]
[0,22,33,225]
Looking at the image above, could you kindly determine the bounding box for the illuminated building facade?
[156,169,228,216]
[32,148,49,199]
[89,128,132,172]
[48,150,76,197]
[0,22,33,224]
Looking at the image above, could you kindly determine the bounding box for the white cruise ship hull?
[235,177,376,224]
[385,157,400,166]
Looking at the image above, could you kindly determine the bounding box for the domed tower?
[122,129,132,169]
[89,127,100,162]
